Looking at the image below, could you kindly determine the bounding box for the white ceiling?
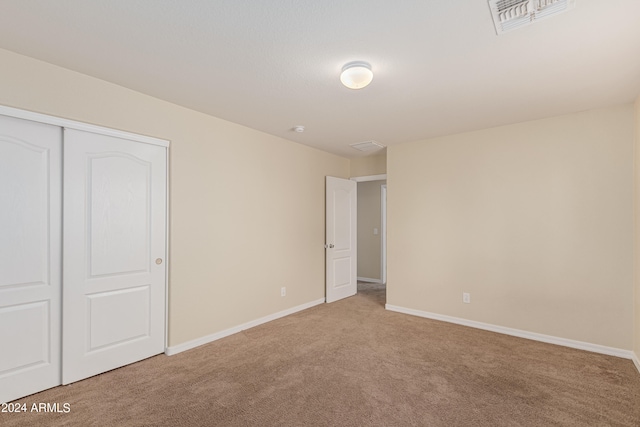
[0,1,639,158]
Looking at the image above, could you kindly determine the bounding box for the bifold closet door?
[62,129,166,384]
[0,115,62,403]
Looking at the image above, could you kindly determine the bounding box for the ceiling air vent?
[349,141,385,152]
[488,0,576,34]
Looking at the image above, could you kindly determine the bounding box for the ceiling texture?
[0,0,639,158]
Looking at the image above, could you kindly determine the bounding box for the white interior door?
[62,129,166,384]
[0,115,61,403]
[325,176,357,303]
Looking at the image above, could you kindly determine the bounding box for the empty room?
[1,1,640,426]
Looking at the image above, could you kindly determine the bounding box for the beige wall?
[635,95,640,358]
[357,180,386,280]
[388,105,634,350]
[0,48,350,347]
[350,151,387,177]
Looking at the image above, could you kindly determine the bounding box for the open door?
[325,176,357,303]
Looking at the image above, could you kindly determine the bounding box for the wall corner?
[634,95,640,359]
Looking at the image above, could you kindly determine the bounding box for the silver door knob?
[155,258,163,265]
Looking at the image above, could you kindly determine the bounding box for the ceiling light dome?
[340,61,373,89]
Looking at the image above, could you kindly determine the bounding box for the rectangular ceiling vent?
[349,140,385,152]
[488,0,576,34]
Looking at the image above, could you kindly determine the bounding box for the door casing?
[351,174,387,285]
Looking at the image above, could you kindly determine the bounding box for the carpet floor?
[2,282,640,426]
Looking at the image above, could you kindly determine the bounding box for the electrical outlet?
[463,292,471,304]
[281,287,286,297]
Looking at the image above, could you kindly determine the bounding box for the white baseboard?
[357,277,383,284]
[166,298,325,356]
[633,352,640,374]
[385,304,634,360]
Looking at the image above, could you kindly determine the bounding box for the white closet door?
[62,129,166,384]
[0,115,61,403]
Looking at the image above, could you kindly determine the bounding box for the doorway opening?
[352,174,387,304]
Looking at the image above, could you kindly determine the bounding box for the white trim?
[164,148,170,352]
[357,277,383,284]
[165,298,325,356]
[385,304,634,360]
[633,352,640,374]
[0,105,169,147]
[350,174,387,182]
[380,184,387,285]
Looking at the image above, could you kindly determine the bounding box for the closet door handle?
[155,258,163,265]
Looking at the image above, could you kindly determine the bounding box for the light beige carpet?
[2,282,639,426]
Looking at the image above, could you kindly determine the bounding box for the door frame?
[381,184,387,285]
[350,174,387,285]
[0,104,170,353]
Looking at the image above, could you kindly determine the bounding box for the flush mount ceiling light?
[340,61,373,89]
